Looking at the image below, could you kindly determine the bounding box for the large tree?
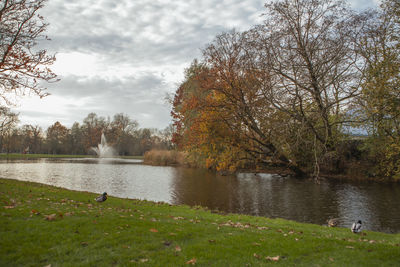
[172,0,366,176]
[0,0,57,105]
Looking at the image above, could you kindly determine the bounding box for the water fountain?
[91,132,115,158]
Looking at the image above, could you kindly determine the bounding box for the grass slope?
[0,179,399,266]
[0,154,143,160]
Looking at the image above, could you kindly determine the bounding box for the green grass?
[0,179,399,266]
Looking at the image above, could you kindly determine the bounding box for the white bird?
[351,220,362,233]
[95,192,107,202]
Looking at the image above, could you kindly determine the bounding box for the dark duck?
[95,192,107,202]
[351,220,362,233]
[327,218,339,227]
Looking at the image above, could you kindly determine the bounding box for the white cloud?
[13,0,379,130]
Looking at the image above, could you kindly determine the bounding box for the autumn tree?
[172,0,369,176]
[0,0,57,105]
[248,0,363,175]
[172,59,259,172]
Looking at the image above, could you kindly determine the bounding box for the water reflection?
[0,158,399,233]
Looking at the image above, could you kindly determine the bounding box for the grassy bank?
[0,153,93,159]
[1,179,399,266]
[0,153,143,160]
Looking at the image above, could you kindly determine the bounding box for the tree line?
[171,0,400,179]
[0,109,174,156]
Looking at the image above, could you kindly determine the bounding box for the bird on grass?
[95,192,107,202]
[327,218,339,227]
[351,220,362,233]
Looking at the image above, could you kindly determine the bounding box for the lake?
[0,158,399,233]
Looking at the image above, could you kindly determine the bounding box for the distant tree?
[0,0,57,105]
[109,113,138,155]
[46,121,68,154]
[20,124,42,153]
[0,106,18,152]
[81,113,109,151]
[68,122,85,154]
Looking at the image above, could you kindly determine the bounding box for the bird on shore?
[95,192,107,202]
[327,218,339,227]
[351,220,362,233]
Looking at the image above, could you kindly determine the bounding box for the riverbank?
[0,153,143,160]
[1,179,399,266]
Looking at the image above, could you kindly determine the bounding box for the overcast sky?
[13,0,379,130]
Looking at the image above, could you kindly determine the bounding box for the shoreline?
[1,178,399,266]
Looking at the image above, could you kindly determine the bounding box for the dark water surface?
[1,158,399,233]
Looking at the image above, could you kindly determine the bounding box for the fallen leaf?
[253,253,261,259]
[186,258,196,265]
[252,242,261,246]
[45,214,57,221]
[208,240,216,243]
[163,241,172,247]
[140,258,149,263]
[175,245,182,252]
[150,228,158,233]
[31,209,40,215]
[265,256,280,261]
[346,246,354,249]
[329,257,334,262]
[81,242,88,247]
[4,206,15,209]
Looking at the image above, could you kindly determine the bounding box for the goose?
[95,192,107,202]
[351,220,362,233]
[327,218,339,227]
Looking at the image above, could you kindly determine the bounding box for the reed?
[143,149,186,166]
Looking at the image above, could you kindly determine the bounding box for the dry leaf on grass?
[175,245,182,252]
[186,258,196,265]
[265,256,280,261]
[44,214,57,221]
[149,228,158,233]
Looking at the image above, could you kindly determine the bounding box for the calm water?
[0,158,399,233]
